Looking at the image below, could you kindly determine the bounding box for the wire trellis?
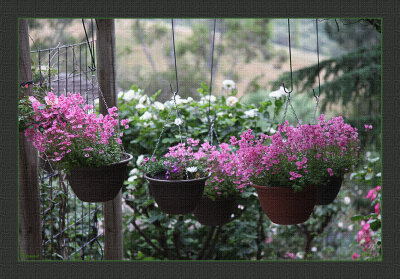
[32,40,104,260]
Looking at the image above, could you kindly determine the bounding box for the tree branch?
[197,226,216,260]
[204,226,222,259]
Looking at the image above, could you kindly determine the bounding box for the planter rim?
[70,152,133,171]
[251,182,316,191]
[144,173,211,183]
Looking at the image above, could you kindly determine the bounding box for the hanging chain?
[206,19,219,146]
[312,18,322,124]
[281,19,300,125]
[146,19,189,179]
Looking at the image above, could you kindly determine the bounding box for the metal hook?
[282,82,293,94]
[312,89,319,100]
[283,19,294,94]
[170,83,177,102]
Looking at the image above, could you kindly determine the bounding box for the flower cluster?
[144,138,208,180]
[22,92,129,171]
[232,114,360,190]
[352,185,381,260]
[203,142,247,200]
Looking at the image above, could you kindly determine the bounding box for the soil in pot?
[251,183,317,225]
[193,196,237,226]
[67,153,132,202]
[316,175,343,205]
[145,174,207,215]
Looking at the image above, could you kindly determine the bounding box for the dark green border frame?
[2,0,399,277]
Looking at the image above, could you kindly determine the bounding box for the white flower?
[139,95,149,105]
[222,80,236,90]
[217,112,224,117]
[206,95,216,103]
[153,101,165,111]
[174,118,183,126]
[140,111,153,121]
[269,127,276,134]
[228,113,233,117]
[136,103,146,110]
[118,91,124,99]
[238,204,244,210]
[172,95,190,105]
[269,86,288,99]
[186,166,197,173]
[129,168,139,176]
[296,252,304,259]
[244,108,258,118]
[338,222,343,228]
[136,155,145,166]
[344,196,351,205]
[311,247,317,252]
[200,95,216,105]
[128,175,138,182]
[226,96,238,107]
[347,224,354,231]
[123,89,138,101]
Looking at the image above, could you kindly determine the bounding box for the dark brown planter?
[67,153,132,202]
[193,196,237,226]
[145,174,208,215]
[251,183,317,225]
[316,176,343,205]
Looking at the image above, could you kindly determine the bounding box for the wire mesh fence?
[32,40,105,260]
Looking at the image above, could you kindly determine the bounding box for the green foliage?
[324,19,381,51]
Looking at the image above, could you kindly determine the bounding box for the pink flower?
[284,252,295,259]
[364,124,373,131]
[374,203,380,214]
[327,168,334,176]
[352,253,360,260]
[99,150,104,154]
[289,171,302,180]
[85,153,90,158]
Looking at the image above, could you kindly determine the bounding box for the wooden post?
[18,19,42,260]
[96,19,123,260]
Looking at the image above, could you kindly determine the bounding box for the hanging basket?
[315,175,343,205]
[67,153,133,202]
[251,183,317,225]
[145,174,208,215]
[193,196,237,226]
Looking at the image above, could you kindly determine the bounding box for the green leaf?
[350,214,377,221]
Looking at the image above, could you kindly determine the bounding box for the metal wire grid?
[32,40,104,260]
